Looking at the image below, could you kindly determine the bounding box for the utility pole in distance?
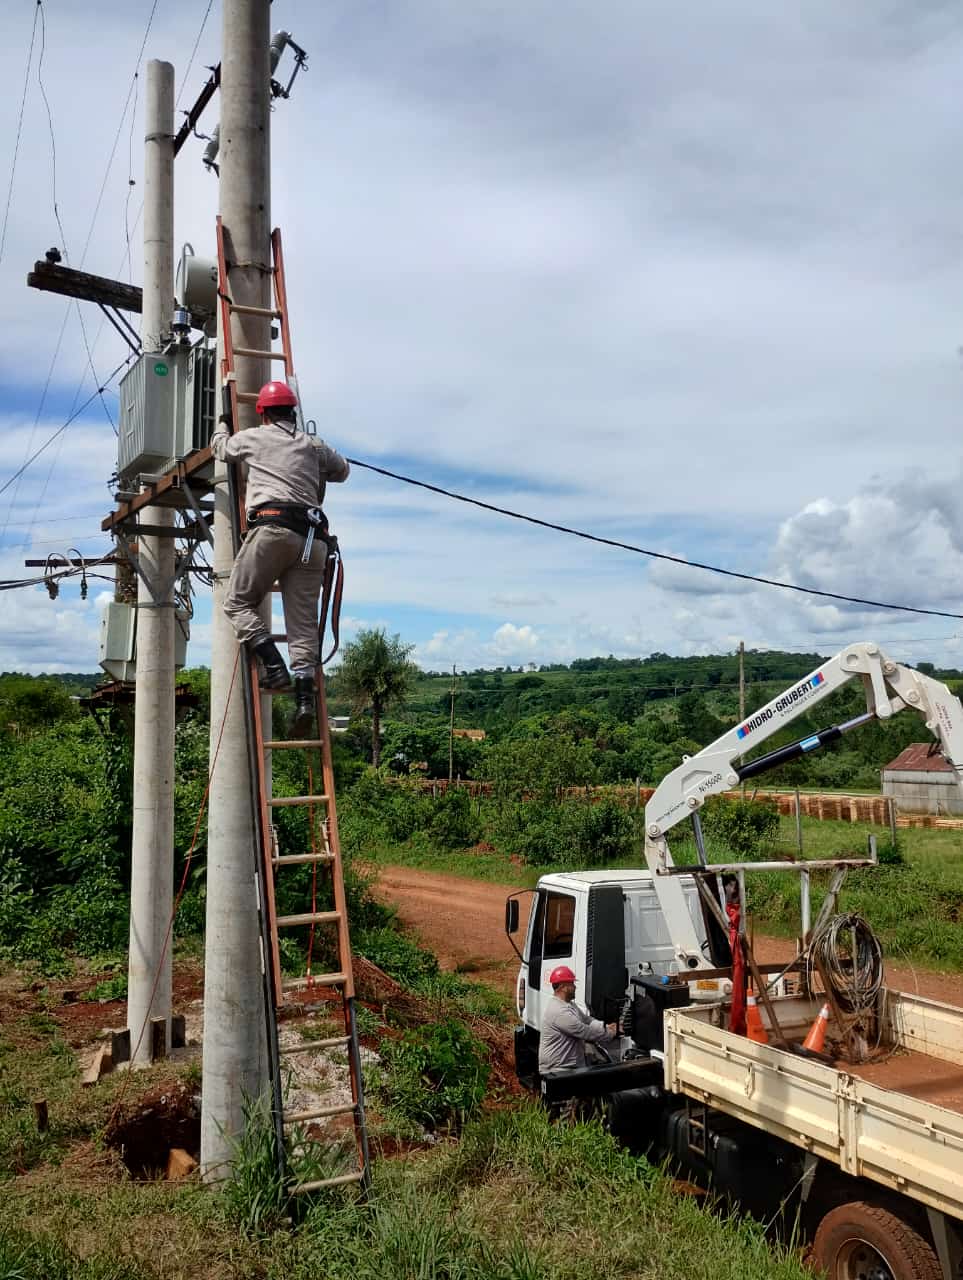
[201,0,273,1177]
[127,59,176,1066]
[448,663,456,783]
[738,640,746,800]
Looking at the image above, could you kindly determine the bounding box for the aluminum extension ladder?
[216,217,370,1196]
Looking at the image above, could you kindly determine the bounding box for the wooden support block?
[110,1028,131,1066]
[151,1017,168,1061]
[165,1147,199,1180]
[33,1099,48,1133]
[81,1044,112,1087]
[171,1014,186,1049]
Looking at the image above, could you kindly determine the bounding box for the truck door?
[523,888,577,1034]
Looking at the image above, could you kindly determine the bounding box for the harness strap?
[318,543,344,665]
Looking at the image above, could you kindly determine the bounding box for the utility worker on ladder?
[211,380,349,736]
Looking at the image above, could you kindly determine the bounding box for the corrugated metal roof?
[881,743,954,773]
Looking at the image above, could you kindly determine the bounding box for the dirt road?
[370,865,963,1007]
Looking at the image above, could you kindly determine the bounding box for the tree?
[333,629,417,767]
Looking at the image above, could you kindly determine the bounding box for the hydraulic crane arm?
[641,642,963,971]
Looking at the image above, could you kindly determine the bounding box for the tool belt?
[247,502,329,539]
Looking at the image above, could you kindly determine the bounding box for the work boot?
[291,677,316,738]
[251,638,291,690]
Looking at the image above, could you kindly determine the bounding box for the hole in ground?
[104,1079,200,1178]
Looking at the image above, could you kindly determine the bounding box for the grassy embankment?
[0,966,812,1280]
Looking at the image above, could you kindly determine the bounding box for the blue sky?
[2,1,963,675]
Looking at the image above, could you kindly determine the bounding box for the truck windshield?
[527,890,576,989]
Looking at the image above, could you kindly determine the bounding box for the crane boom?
[641,642,963,970]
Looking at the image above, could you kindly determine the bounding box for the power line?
[0,0,40,268]
[347,459,963,622]
[36,0,68,258]
[177,0,215,107]
[0,355,133,501]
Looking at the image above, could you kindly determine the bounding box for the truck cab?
[509,869,729,1085]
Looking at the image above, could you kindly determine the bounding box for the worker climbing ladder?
[216,217,370,1195]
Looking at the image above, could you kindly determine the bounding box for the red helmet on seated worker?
[549,965,576,987]
[255,380,298,414]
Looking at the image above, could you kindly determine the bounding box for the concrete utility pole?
[201,0,273,1177]
[127,59,176,1066]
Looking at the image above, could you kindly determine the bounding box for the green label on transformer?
[154,361,169,376]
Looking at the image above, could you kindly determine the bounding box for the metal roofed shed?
[881,743,963,816]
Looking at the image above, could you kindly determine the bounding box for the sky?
[2,0,963,676]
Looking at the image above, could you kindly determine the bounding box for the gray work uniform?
[538,995,613,1074]
[211,422,349,676]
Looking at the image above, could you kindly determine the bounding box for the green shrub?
[81,972,128,1003]
[374,1018,489,1130]
[700,797,779,857]
[354,926,439,987]
[493,796,633,867]
[428,788,481,849]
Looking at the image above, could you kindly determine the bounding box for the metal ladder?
[216,217,370,1196]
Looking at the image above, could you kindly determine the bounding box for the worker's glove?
[218,413,232,429]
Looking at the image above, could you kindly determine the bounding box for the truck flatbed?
[664,987,963,1220]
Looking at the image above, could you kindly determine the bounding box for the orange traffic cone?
[802,1003,830,1054]
[745,993,768,1044]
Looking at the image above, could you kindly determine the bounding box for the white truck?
[507,642,963,1280]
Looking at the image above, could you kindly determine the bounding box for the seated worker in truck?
[538,965,618,1075]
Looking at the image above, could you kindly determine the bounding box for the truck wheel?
[811,1201,942,1280]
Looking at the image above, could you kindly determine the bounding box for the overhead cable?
[0,0,40,268]
[347,459,963,621]
[0,355,133,501]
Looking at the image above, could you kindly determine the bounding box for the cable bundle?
[808,912,883,1015]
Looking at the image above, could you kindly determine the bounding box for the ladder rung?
[264,740,324,749]
[269,633,288,642]
[236,390,260,403]
[273,852,335,866]
[228,302,282,318]
[268,794,329,807]
[279,1035,350,1056]
[233,345,288,360]
[276,910,341,928]
[284,1101,357,1125]
[290,1171,365,1193]
[283,972,348,992]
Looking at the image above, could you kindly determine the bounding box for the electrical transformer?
[117,343,216,483]
[99,601,189,683]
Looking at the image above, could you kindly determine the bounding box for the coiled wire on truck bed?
[807,912,883,1014]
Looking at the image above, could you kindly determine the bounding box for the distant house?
[328,716,351,733]
[452,728,486,741]
[881,744,963,816]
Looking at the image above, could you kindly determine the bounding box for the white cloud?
[3,3,963,675]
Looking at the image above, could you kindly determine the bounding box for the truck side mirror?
[505,898,519,935]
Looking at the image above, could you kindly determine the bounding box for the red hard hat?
[255,380,298,414]
[549,965,576,987]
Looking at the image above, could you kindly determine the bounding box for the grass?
[359,832,543,887]
[0,1097,812,1280]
